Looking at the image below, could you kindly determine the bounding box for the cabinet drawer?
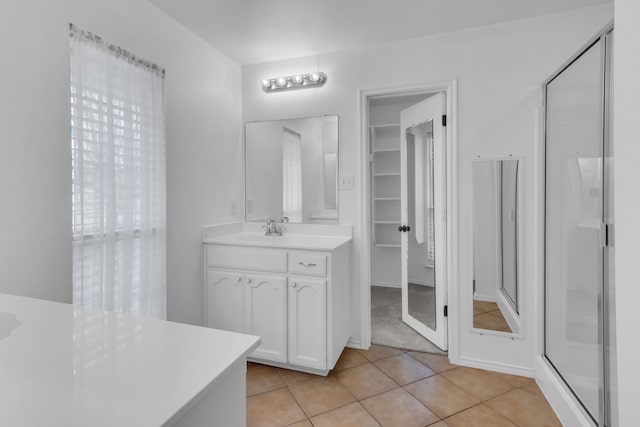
[289,253,327,277]
[207,245,288,273]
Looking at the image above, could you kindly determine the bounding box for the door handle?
[398,225,411,232]
[298,261,317,267]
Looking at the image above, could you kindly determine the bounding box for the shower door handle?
[398,225,411,232]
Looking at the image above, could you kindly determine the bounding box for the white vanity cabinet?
[204,237,350,375]
[244,273,287,362]
[206,269,245,334]
[288,276,327,369]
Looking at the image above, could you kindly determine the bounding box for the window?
[70,24,166,319]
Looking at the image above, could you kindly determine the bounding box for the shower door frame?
[542,24,614,427]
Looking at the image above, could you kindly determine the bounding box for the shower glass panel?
[544,38,604,423]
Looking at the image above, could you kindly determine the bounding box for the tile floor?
[473,300,512,332]
[246,344,561,427]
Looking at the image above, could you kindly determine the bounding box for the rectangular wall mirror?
[245,115,338,224]
[472,158,521,335]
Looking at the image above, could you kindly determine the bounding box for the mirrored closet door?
[544,27,614,427]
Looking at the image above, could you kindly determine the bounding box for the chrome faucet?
[263,218,285,236]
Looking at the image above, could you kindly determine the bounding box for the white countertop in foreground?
[0,293,260,427]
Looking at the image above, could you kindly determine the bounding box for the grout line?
[358,400,384,427]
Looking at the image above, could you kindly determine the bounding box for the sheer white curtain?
[282,127,302,222]
[70,25,166,319]
[424,129,435,267]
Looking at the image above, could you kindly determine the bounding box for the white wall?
[613,0,640,424]
[0,0,243,326]
[242,5,613,368]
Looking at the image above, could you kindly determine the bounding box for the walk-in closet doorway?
[359,82,458,355]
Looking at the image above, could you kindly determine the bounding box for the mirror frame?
[243,115,339,224]
[470,155,525,338]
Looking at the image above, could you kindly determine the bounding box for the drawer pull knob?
[291,282,297,288]
[298,262,318,267]
[236,277,242,282]
[246,278,252,284]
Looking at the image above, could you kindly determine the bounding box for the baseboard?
[456,356,534,378]
[347,338,365,349]
[371,281,401,288]
[473,292,497,303]
[534,356,595,427]
[408,279,434,287]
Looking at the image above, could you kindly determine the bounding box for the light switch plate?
[339,174,354,190]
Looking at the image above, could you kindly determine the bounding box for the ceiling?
[147,0,611,65]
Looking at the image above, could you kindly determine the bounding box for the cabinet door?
[245,273,287,362]
[206,269,245,333]
[288,277,326,369]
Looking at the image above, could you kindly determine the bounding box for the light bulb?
[276,77,287,87]
[293,75,303,84]
[310,72,320,82]
[261,79,271,88]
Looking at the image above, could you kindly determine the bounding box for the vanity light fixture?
[261,72,327,92]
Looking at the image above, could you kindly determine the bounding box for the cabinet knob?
[246,278,252,284]
[236,277,242,282]
[291,282,297,288]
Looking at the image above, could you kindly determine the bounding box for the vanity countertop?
[0,293,260,427]
[202,232,352,251]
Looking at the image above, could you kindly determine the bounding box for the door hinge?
[444,305,448,317]
[600,223,611,247]
[442,114,447,127]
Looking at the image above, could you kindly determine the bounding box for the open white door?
[399,92,447,350]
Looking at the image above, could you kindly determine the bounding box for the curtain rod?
[282,126,301,138]
[69,23,166,78]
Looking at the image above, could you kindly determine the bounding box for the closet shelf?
[373,172,401,177]
[373,197,400,201]
[374,148,401,153]
[374,243,401,248]
[369,123,400,129]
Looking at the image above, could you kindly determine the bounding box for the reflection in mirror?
[406,123,436,331]
[472,159,520,334]
[245,116,338,224]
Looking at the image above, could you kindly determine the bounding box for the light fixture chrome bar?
[261,72,327,93]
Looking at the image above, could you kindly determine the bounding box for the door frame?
[358,80,459,358]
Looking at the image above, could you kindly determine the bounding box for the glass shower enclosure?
[544,26,615,427]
